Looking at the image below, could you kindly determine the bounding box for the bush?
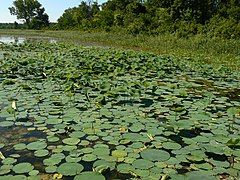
[175,21,202,38]
[207,16,240,39]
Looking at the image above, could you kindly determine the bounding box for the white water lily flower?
[0,151,5,160]
[12,101,17,110]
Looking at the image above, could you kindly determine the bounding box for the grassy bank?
[0,29,239,71]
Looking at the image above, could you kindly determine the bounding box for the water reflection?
[0,36,25,44]
[0,36,57,44]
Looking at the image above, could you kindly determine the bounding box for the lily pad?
[140,149,170,162]
[0,121,14,127]
[12,163,34,174]
[62,138,80,146]
[74,171,105,180]
[46,118,62,125]
[57,162,84,176]
[34,149,49,157]
[132,159,155,169]
[2,157,17,165]
[112,150,127,158]
[162,142,182,150]
[27,141,47,151]
[82,154,97,162]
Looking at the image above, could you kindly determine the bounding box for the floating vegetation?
[0,42,240,179]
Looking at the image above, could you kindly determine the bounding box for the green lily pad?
[45,166,57,173]
[13,143,27,151]
[2,157,17,165]
[117,163,135,174]
[62,138,80,146]
[74,171,105,180]
[69,131,85,138]
[65,156,82,163]
[132,159,155,169]
[82,154,97,162]
[34,149,49,157]
[46,118,62,125]
[57,162,84,176]
[0,143,5,149]
[12,163,34,174]
[0,121,14,127]
[141,149,170,162]
[27,141,47,151]
[47,136,60,143]
[0,165,12,175]
[29,170,39,176]
[43,157,62,166]
[93,147,110,157]
[162,142,182,150]
[93,160,116,171]
[112,150,127,158]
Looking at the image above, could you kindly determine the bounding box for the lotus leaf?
[0,165,12,175]
[27,141,47,151]
[47,136,60,142]
[162,142,182,150]
[185,171,216,180]
[69,131,85,138]
[34,149,49,157]
[112,150,127,158]
[79,140,90,146]
[117,163,135,174]
[43,157,62,166]
[134,169,150,177]
[62,138,80,146]
[2,157,17,165]
[132,159,155,169]
[82,154,97,162]
[86,135,99,141]
[57,162,84,176]
[0,121,14,127]
[93,148,110,156]
[141,149,170,162]
[12,163,34,174]
[45,166,57,173]
[62,145,77,151]
[65,155,82,163]
[82,147,93,154]
[74,171,105,180]
[46,118,62,125]
[29,170,39,176]
[93,160,116,171]
[10,154,20,158]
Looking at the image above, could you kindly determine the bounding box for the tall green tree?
[9,0,49,28]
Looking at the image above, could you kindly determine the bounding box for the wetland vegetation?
[0,41,240,179]
[0,0,240,179]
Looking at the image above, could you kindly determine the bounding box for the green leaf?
[141,149,170,162]
[74,171,105,180]
[132,159,154,169]
[57,162,84,176]
[12,163,34,174]
[62,138,80,146]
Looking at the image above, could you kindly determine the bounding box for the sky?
[0,0,106,23]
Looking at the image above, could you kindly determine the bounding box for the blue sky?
[0,0,106,23]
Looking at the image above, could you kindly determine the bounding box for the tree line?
[6,0,240,38]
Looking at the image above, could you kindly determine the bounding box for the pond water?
[0,35,57,44]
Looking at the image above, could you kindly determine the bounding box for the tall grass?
[0,29,239,70]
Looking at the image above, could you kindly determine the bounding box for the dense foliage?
[9,0,49,29]
[0,42,240,179]
[57,0,240,38]
[0,22,25,29]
